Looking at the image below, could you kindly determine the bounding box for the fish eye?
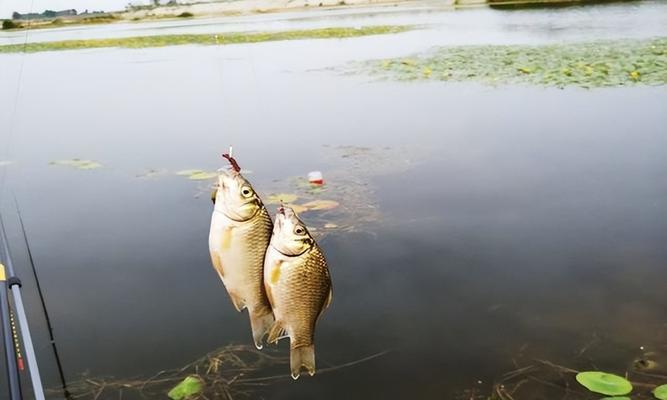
[241,186,253,198]
[294,226,306,236]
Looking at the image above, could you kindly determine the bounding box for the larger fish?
[209,168,274,349]
[264,207,332,379]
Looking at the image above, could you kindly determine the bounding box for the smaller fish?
[264,207,332,379]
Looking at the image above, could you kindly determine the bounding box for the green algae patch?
[0,25,409,53]
[365,37,667,88]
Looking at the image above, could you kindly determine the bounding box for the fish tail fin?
[249,310,274,350]
[290,345,316,380]
[267,320,288,344]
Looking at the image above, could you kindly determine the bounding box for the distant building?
[12,9,77,20]
[55,9,77,17]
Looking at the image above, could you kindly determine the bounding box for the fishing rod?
[15,198,72,399]
[0,260,22,400]
[0,213,46,400]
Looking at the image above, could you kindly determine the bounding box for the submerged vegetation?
[58,344,386,399]
[0,26,409,53]
[59,345,286,399]
[364,37,667,88]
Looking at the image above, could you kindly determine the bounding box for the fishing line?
[14,195,72,399]
[0,0,35,200]
[236,349,391,384]
[0,2,64,399]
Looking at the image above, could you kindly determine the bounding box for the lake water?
[0,1,666,399]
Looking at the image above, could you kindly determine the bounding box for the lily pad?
[302,200,340,211]
[176,170,218,180]
[266,193,299,204]
[50,159,102,170]
[188,171,218,180]
[654,384,667,400]
[286,204,308,214]
[576,372,633,396]
[167,376,202,400]
[601,397,631,400]
[176,169,204,176]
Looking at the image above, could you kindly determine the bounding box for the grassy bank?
[0,25,409,53]
[364,37,667,88]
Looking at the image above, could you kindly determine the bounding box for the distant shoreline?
[1,0,414,32]
[2,0,640,32]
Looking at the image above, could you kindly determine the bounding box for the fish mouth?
[275,208,285,230]
[274,206,295,229]
[217,167,239,183]
[277,206,295,218]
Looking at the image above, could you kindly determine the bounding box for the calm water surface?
[0,2,666,399]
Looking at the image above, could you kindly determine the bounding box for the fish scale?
[231,207,273,312]
[272,246,330,348]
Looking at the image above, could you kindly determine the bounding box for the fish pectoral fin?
[317,288,333,320]
[290,345,316,380]
[267,321,287,344]
[228,291,246,312]
[324,287,333,310]
[221,226,233,249]
[249,311,274,350]
[265,282,275,308]
[210,251,225,279]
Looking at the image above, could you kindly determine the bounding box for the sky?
[0,0,141,19]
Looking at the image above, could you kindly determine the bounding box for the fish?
[209,168,274,349]
[263,207,332,379]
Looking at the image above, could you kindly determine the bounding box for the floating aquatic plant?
[301,200,340,211]
[49,159,102,170]
[176,170,218,180]
[167,376,202,400]
[286,204,308,214]
[266,193,299,204]
[188,172,218,180]
[654,384,667,400]
[575,372,633,396]
[362,37,667,88]
[136,168,168,179]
